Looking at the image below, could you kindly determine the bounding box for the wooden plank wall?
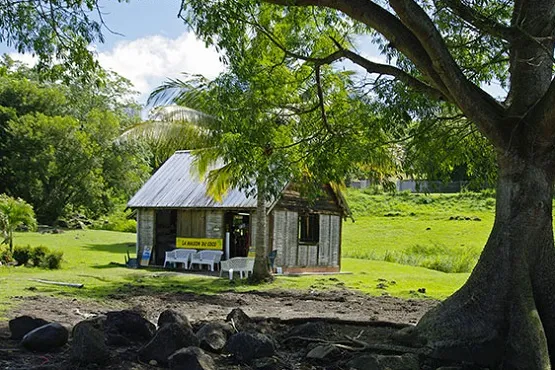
[318,215,331,266]
[330,215,340,266]
[272,211,342,268]
[205,211,224,239]
[272,210,286,266]
[177,210,207,238]
[308,245,318,266]
[285,211,298,266]
[137,209,155,259]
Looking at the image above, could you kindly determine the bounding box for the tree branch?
[263,0,452,99]
[437,0,513,41]
[255,23,446,100]
[389,0,508,148]
[314,65,333,134]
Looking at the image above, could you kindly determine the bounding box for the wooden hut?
[127,151,351,274]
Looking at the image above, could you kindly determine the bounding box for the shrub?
[92,207,137,233]
[30,245,50,266]
[0,248,13,264]
[43,251,63,269]
[13,245,32,265]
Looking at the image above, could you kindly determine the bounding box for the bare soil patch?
[1,289,443,370]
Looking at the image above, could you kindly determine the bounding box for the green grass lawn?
[1,190,500,318]
[343,190,496,272]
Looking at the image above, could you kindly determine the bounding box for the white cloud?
[7,52,38,67]
[97,32,225,102]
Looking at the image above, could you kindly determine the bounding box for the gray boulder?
[139,322,200,365]
[226,332,275,362]
[196,321,233,353]
[158,309,192,330]
[21,323,68,352]
[9,316,49,340]
[71,320,110,364]
[169,346,215,370]
[104,310,155,345]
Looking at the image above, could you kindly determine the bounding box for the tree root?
[282,332,428,355]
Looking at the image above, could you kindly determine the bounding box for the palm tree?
[143,77,275,281]
[0,194,37,252]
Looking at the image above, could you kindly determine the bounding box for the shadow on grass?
[82,242,135,254]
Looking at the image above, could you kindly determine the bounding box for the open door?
[224,212,250,258]
[154,210,177,265]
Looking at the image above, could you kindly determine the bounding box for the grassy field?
[343,189,495,272]
[0,190,498,318]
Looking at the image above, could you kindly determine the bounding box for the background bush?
[43,250,63,269]
[0,248,13,264]
[13,245,31,265]
[30,245,49,266]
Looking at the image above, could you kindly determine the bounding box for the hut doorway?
[225,212,250,258]
[154,210,177,265]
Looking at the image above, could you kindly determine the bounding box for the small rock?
[9,316,49,340]
[158,309,192,330]
[71,320,110,364]
[21,323,69,352]
[139,322,200,365]
[226,332,275,362]
[149,360,158,366]
[196,321,233,353]
[169,346,215,370]
[226,308,252,331]
[306,344,339,359]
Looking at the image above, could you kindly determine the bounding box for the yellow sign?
[176,237,223,250]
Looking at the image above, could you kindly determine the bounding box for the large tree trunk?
[251,184,272,282]
[403,154,555,369]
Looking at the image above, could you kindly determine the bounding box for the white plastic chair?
[190,250,224,271]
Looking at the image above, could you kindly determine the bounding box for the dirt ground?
[0,289,440,369]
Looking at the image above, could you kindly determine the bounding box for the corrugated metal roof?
[128,151,258,209]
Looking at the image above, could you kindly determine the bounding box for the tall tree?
[0,0,116,80]
[179,1,555,368]
[150,67,391,281]
[0,60,148,223]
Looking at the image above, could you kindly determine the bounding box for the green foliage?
[13,245,32,265]
[0,59,150,224]
[0,1,109,81]
[93,207,137,233]
[0,194,37,252]
[0,247,12,264]
[30,245,49,267]
[43,250,63,269]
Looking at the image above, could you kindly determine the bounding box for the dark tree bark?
[406,152,555,369]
